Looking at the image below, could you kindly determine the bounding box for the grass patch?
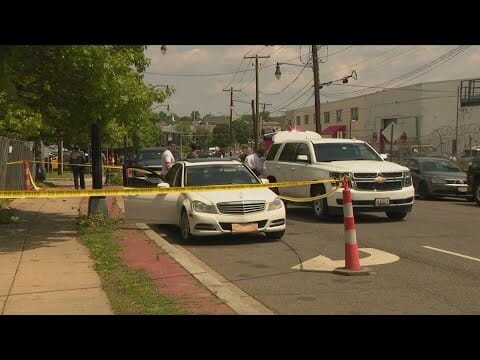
[77,215,185,315]
[0,200,20,224]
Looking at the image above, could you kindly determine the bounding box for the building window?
[336,109,342,122]
[324,111,330,123]
[351,107,359,121]
[304,114,309,125]
[296,116,301,125]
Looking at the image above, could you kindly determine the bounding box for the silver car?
[400,157,469,199]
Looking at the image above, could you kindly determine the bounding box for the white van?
[263,130,415,220]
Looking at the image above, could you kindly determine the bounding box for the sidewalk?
[0,177,239,315]
[0,196,113,314]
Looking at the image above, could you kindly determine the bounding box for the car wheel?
[386,211,407,220]
[180,209,193,243]
[474,182,480,206]
[311,185,329,219]
[418,182,431,199]
[265,230,285,240]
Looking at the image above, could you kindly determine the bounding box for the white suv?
[263,131,414,220]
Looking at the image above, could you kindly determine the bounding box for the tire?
[311,185,329,219]
[265,230,285,240]
[474,182,480,206]
[418,181,431,200]
[386,211,407,220]
[179,209,193,243]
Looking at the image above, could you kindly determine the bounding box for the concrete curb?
[136,223,274,315]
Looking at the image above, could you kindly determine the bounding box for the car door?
[123,164,182,224]
[276,142,299,196]
[289,142,313,198]
[155,163,183,225]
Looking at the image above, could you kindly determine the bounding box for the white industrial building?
[283,78,480,160]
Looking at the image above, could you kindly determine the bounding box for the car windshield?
[185,164,260,186]
[138,149,165,162]
[419,159,462,172]
[313,143,382,162]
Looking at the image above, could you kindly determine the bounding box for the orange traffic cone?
[334,176,371,276]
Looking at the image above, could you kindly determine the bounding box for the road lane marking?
[422,246,480,262]
[291,248,400,272]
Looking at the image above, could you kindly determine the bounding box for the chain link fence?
[0,136,35,191]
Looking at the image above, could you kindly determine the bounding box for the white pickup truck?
[263,130,415,220]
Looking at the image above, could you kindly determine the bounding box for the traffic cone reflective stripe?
[24,160,31,191]
[342,178,361,270]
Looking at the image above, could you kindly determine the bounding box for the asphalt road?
[154,197,480,314]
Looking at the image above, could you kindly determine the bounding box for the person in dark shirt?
[70,145,87,189]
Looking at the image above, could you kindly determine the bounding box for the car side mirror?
[296,154,309,162]
[157,182,170,188]
[260,178,270,184]
[380,153,388,160]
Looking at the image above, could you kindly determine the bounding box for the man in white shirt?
[245,147,265,176]
[161,141,176,177]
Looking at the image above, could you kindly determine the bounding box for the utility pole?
[244,54,270,151]
[454,84,460,159]
[223,87,240,156]
[312,45,322,134]
[251,100,256,150]
[259,102,272,138]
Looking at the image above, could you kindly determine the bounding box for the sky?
[143,45,480,118]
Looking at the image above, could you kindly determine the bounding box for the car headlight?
[431,177,446,184]
[191,200,217,214]
[403,171,412,187]
[268,197,283,211]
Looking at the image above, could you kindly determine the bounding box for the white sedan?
[124,158,286,242]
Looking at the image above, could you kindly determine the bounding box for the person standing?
[245,146,265,176]
[186,143,201,159]
[70,145,87,189]
[161,141,176,178]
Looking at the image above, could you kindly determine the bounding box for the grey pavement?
[0,193,112,315]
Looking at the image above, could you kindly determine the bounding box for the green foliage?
[0,45,172,150]
[0,209,20,224]
[212,123,230,148]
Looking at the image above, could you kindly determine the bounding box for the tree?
[191,110,201,122]
[194,126,212,152]
[212,123,229,148]
[232,119,251,146]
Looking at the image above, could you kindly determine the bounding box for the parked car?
[124,158,286,242]
[467,152,480,205]
[399,157,469,199]
[263,130,414,220]
[125,166,164,187]
[134,147,166,174]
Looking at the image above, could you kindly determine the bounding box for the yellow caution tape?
[0,179,337,199]
[5,160,123,169]
[278,182,342,202]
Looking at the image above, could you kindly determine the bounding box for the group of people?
[69,141,267,190]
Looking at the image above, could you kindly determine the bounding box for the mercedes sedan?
[124,158,286,242]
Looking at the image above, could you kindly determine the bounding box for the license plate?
[458,187,468,193]
[375,198,390,206]
[232,223,258,233]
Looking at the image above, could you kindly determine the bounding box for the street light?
[152,103,170,112]
[275,63,358,133]
[152,84,170,91]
